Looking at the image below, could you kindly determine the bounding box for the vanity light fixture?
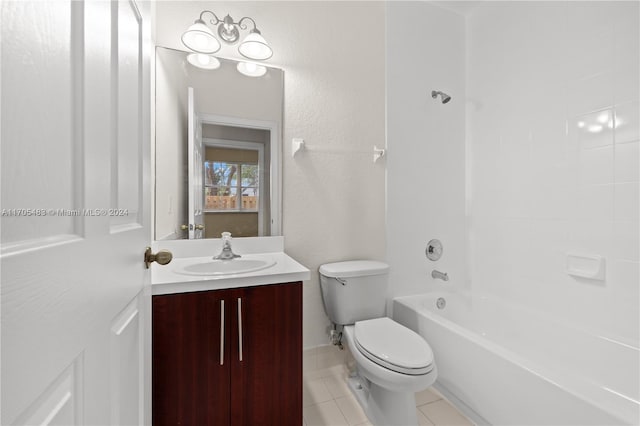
[186,53,221,70]
[182,11,273,61]
[237,61,267,77]
[181,19,220,54]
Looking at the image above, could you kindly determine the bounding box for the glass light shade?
[238,31,273,60]
[181,21,221,54]
[187,53,221,70]
[237,61,267,77]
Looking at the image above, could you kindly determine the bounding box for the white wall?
[466,2,639,342]
[386,2,467,304]
[155,2,386,348]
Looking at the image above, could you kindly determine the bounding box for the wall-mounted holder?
[566,253,606,281]
[291,138,387,164]
[292,138,305,157]
[373,146,386,163]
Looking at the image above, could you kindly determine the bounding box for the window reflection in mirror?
[203,125,268,237]
[154,47,282,240]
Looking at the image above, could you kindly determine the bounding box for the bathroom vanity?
[150,238,309,425]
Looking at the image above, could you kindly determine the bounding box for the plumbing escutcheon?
[426,239,443,261]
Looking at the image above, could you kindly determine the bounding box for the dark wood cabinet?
[152,282,302,426]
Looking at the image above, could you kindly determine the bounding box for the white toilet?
[319,260,437,426]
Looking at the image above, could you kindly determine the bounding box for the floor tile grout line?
[417,402,440,425]
[334,397,354,426]
[419,407,437,426]
[303,400,350,426]
[417,397,443,407]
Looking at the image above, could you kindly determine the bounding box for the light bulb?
[237,61,267,77]
[596,112,610,124]
[187,53,221,70]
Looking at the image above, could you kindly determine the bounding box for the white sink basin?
[176,258,277,276]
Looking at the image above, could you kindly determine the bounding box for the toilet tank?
[319,260,390,326]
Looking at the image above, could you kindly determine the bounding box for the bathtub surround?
[387,0,639,339]
[387,1,639,425]
[155,2,386,348]
[466,1,639,347]
[386,2,467,303]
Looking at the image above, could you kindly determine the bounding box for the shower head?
[431,90,452,104]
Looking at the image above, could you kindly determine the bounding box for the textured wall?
[467,2,639,341]
[155,2,386,348]
[386,2,467,305]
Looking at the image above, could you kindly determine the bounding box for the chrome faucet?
[213,232,241,260]
[431,270,449,281]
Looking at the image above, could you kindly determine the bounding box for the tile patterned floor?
[303,345,474,426]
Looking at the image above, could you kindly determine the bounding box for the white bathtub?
[393,292,639,425]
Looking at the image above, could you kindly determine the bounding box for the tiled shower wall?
[386,2,467,303]
[467,2,639,342]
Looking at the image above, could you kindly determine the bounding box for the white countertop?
[151,251,310,295]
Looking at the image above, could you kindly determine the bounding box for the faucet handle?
[213,232,241,260]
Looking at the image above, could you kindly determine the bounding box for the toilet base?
[348,373,419,426]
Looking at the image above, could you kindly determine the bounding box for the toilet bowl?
[319,261,438,426]
[342,319,437,425]
[347,318,436,391]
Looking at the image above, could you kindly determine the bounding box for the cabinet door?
[230,282,302,426]
[153,290,231,425]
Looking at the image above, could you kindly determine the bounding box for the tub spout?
[432,270,449,281]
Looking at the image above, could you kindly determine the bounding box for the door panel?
[0,1,151,424]
[110,296,143,425]
[0,0,79,248]
[230,283,302,426]
[152,291,231,426]
[112,0,143,230]
[12,358,82,426]
[188,87,205,239]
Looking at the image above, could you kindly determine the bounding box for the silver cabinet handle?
[220,300,225,365]
[237,298,243,362]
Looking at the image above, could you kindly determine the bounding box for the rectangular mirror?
[155,47,283,240]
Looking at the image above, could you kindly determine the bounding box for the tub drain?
[436,297,446,309]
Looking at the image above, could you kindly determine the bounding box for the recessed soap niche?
[566,253,606,281]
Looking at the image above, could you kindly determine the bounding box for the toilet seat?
[354,318,434,376]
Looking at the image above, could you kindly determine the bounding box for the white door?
[187,87,204,239]
[1,1,151,425]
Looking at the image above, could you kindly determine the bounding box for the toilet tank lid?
[319,260,389,278]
